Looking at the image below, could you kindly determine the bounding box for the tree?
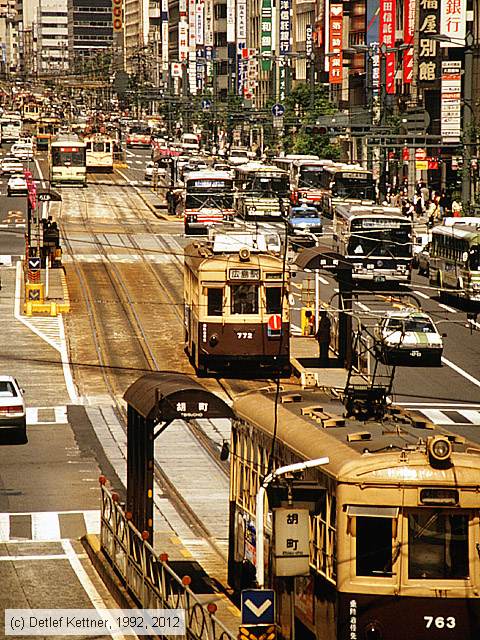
[290,131,341,160]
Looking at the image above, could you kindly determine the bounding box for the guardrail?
[99,479,236,640]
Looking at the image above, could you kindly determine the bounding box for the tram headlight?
[364,621,384,640]
[427,435,452,463]
[209,334,219,347]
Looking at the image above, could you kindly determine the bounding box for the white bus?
[84,133,115,172]
[319,163,376,217]
[1,115,22,143]
[234,162,290,221]
[429,220,480,301]
[184,170,235,234]
[290,158,336,208]
[333,204,413,284]
[49,134,87,187]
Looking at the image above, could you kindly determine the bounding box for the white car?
[374,309,444,366]
[11,143,34,160]
[144,161,166,181]
[228,148,251,166]
[7,174,28,196]
[1,157,24,175]
[0,375,27,442]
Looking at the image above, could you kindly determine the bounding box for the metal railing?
[100,480,236,640]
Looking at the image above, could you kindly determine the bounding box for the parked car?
[0,375,27,442]
[0,157,24,175]
[374,309,444,366]
[417,242,431,276]
[287,205,323,247]
[7,174,28,196]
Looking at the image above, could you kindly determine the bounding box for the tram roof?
[232,388,480,480]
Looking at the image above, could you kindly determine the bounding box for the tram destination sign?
[229,268,260,280]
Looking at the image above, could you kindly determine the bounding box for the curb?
[81,534,139,609]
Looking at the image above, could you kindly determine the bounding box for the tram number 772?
[424,616,456,629]
[236,332,254,339]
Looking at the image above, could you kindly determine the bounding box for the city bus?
[429,219,480,301]
[0,115,22,143]
[84,132,115,172]
[333,203,413,284]
[319,163,376,217]
[35,117,61,151]
[183,169,235,235]
[234,162,290,221]
[290,158,337,208]
[49,134,87,187]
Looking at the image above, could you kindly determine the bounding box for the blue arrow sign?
[201,98,212,111]
[28,257,41,271]
[241,589,275,625]
[271,103,285,117]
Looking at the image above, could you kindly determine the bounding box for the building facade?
[36,0,68,75]
[67,0,113,74]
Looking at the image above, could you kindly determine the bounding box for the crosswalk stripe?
[0,510,101,542]
[415,409,456,424]
[457,410,480,424]
[32,512,61,541]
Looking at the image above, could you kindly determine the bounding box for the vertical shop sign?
[328,4,343,85]
[379,0,396,93]
[440,0,466,46]
[260,0,272,72]
[403,0,415,83]
[305,24,313,58]
[227,0,236,43]
[279,0,291,55]
[236,0,247,95]
[366,0,380,97]
[418,0,440,85]
[441,61,461,141]
[178,21,188,62]
[196,0,204,46]
[204,0,213,47]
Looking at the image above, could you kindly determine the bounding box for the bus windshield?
[185,193,234,209]
[348,220,411,258]
[299,168,324,188]
[246,176,289,196]
[52,147,85,166]
[333,175,375,200]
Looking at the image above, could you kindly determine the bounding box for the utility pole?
[462,32,474,211]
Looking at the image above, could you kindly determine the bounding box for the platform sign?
[241,589,275,625]
[274,507,310,577]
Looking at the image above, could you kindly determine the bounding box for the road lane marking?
[438,303,457,313]
[412,289,429,300]
[32,512,61,541]
[441,356,480,389]
[355,301,371,312]
[319,276,329,285]
[420,409,456,425]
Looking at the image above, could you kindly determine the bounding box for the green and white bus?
[429,219,480,301]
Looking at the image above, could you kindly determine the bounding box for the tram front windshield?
[52,147,85,166]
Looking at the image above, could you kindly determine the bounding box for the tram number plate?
[374,275,386,282]
[424,616,456,629]
[236,332,254,339]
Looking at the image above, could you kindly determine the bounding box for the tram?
[83,132,115,172]
[229,387,480,640]
[49,134,87,187]
[184,234,290,374]
[35,117,61,151]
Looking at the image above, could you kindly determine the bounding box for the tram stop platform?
[22,264,70,317]
[290,335,366,390]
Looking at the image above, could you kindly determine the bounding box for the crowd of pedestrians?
[383,181,463,227]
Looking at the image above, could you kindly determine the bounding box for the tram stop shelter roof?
[294,246,352,271]
[123,372,234,422]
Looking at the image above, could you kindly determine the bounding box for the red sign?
[403,0,415,84]
[268,314,282,331]
[328,4,343,85]
[379,0,396,94]
[428,159,438,170]
[415,148,427,160]
[402,147,410,161]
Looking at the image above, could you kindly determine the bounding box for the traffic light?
[304,125,328,135]
[112,0,123,32]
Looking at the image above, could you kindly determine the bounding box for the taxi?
[374,309,444,366]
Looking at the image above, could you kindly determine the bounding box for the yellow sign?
[415,160,428,171]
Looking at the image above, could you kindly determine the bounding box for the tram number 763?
[236,332,254,339]
[424,616,456,629]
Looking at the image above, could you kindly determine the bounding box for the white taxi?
[374,309,444,366]
[0,375,27,442]
[7,174,28,196]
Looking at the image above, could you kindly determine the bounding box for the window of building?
[214,32,227,48]
[214,4,227,19]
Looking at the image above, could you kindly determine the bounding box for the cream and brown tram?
[83,132,115,172]
[184,235,290,375]
[229,387,480,640]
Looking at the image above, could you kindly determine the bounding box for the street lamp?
[255,457,329,588]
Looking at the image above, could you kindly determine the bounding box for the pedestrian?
[452,199,462,217]
[315,310,331,366]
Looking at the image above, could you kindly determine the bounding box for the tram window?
[207,288,223,316]
[265,287,282,314]
[356,517,392,577]
[231,284,259,314]
[408,512,469,579]
[93,142,104,152]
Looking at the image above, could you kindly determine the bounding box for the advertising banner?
[260,0,273,71]
[441,60,461,141]
[418,0,440,85]
[440,0,466,47]
[379,0,396,93]
[403,0,414,83]
[328,4,343,85]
